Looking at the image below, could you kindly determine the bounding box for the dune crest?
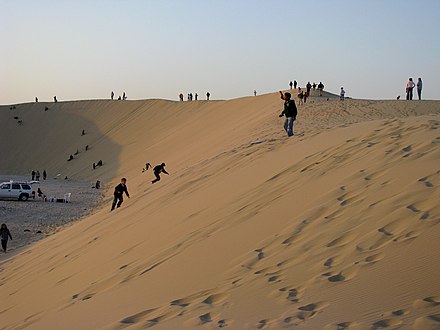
[1,94,440,329]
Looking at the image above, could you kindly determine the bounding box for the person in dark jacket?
[1,223,12,253]
[111,178,130,211]
[279,91,298,137]
[152,163,169,184]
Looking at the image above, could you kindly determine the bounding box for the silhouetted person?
[95,180,101,189]
[279,91,297,137]
[93,162,96,170]
[306,82,312,95]
[179,93,184,101]
[111,178,129,211]
[195,93,198,100]
[146,162,151,170]
[118,96,121,100]
[294,80,297,89]
[35,97,38,102]
[37,188,44,197]
[417,78,423,100]
[206,92,210,100]
[297,88,304,105]
[85,145,89,151]
[81,129,85,136]
[111,91,114,100]
[406,78,415,100]
[68,155,74,161]
[97,160,103,167]
[152,163,169,183]
[289,81,293,89]
[54,96,58,103]
[43,170,47,180]
[1,224,12,253]
[31,170,35,181]
[123,92,126,100]
[318,82,324,96]
[36,170,40,181]
[254,90,257,96]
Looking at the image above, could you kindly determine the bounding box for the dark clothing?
[1,227,12,252]
[280,99,297,119]
[152,165,169,183]
[111,183,129,210]
[406,87,414,100]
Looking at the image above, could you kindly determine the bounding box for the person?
[1,224,12,253]
[81,129,85,136]
[306,82,312,95]
[54,96,58,103]
[111,91,114,100]
[118,96,121,100]
[297,88,304,105]
[146,162,151,170]
[289,81,293,89]
[31,170,36,181]
[123,92,126,100]
[318,82,324,96]
[85,145,89,151]
[417,78,423,100]
[294,80,297,89]
[340,87,345,101]
[95,180,101,189]
[303,91,308,104]
[43,170,47,180]
[36,170,40,181]
[35,97,38,102]
[278,91,297,137]
[68,155,74,161]
[206,92,210,100]
[312,82,316,90]
[97,160,103,167]
[37,187,44,197]
[179,93,184,101]
[195,93,198,100]
[406,78,415,100]
[152,163,169,184]
[111,178,130,211]
[93,162,96,170]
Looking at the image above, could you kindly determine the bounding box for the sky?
[1,0,440,105]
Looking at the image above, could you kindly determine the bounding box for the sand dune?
[1,92,440,329]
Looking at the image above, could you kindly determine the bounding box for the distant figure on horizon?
[303,91,309,104]
[36,170,40,181]
[297,87,304,105]
[54,96,58,103]
[35,97,38,102]
[206,92,210,100]
[306,82,312,95]
[179,93,184,101]
[289,81,293,89]
[406,78,415,100]
[294,80,297,89]
[417,78,423,100]
[31,170,35,181]
[43,170,47,180]
[123,92,126,100]
[152,163,169,184]
[397,95,401,100]
[195,93,198,100]
[111,91,114,100]
[318,82,324,96]
[118,96,121,100]
[0,223,12,253]
[312,82,317,90]
[279,91,297,137]
[111,178,130,211]
[340,87,345,101]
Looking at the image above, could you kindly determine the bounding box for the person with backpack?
[278,91,298,137]
[152,163,169,184]
[111,178,130,211]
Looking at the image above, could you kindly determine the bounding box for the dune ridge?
[1,93,440,329]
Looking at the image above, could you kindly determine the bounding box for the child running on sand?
[111,178,130,211]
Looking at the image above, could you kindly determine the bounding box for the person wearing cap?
[111,178,130,211]
[152,163,169,184]
[278,91,298,137]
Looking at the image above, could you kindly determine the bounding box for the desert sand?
[0,90,440,329]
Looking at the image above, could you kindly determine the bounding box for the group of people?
[405,78,423,100]
[111,91,127,101]
[31,170,46,181]
[179,92,210,101]
[111,163,169,211]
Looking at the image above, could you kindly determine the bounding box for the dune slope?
[1,94,440,329]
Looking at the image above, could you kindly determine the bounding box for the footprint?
[378,227,393,236]
[402,145,412,152]
[413,296,440,309]
[371,318,402,329]
[199,313,212,324]
[406,204,420,213]
[257,319,268,329]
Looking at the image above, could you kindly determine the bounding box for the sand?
[0,91,440,329]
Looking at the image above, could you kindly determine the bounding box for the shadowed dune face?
[0,95,440,329]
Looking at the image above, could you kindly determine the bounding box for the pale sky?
[1,0,439,105]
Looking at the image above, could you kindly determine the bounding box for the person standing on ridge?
[111,178,130,211]
[289,81,293,89]
[1,224,12,253]
[278,91,297,137]
[417,78,423,100]
[111,91,114,100]
[206,92,210,100]
[340,87,345,101]
[294,80,297,89]
[152,163,169,184]
[406,78,415,100]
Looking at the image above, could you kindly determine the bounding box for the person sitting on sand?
[111,178,130,211]
[279,91,297,137]
[68,155,74,161]
[37,188,44,197]
[0,224,12,253]
[97,160,103,167]
[152,163,169,184]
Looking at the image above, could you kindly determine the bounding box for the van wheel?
[19,194,29,201]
